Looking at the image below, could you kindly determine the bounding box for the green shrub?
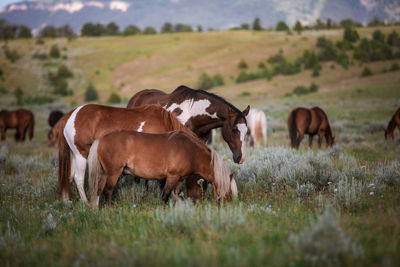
[312,65,320,77]
[0,86,8,94]
[23,95,54,105]
[211,73,224,87]
[107,92,121,103]
[361,67,373,77]
[387,31,400,47]
[273,59,301,75]
[309,83,319,93]
[49,44,60,58]
[293,85,309,95]
[238,59,248,69]
[258,61,266,69]
[238,91,251,97]
[57,64,73,79]
[85,83,99,101]
[267,52,285,64]
[354,38,394,62]
[335,51,349,69]
[275,21,289,31]
[336,40,354,50]
[35,38,45,45]
[389,63,400,71]
[235,69,269,83]
[302,50,319,69]
[372,29,385,43]
[3,45,20,63]
[196,73,213,90]
[316,37,337,61]
[14,87,23,105]
[343,26,359,43]
[53,79,71,96]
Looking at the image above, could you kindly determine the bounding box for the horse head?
[221,105,250,164]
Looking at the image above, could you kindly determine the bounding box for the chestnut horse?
[57,104,199,203]
[385,107,400,140]
[246,108,267,147]
[0,109,34,142]
[88,130,237,208]
[47,110,64,145]
[127,85,250,164]
[288,107,334,149]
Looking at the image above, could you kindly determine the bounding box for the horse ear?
[242,105,250,117]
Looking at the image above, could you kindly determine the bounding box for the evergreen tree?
[293,21,303,34]
[252,18,262,31]
[276,21,289,31]
[161,22,173,33]
[17,25,32,38]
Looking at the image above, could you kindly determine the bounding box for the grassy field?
[1,26,400,266]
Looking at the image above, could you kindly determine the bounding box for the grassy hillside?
[1,26,400,266]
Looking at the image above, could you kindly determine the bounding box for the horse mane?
[210,149,231,198]
[173,85,246,120]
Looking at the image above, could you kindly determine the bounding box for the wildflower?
[197,178,205,185]
[334,188,338,192]
[369,192,374,196]
[80,253,85,259]
[368,184,374,187]
[132,204,137,208]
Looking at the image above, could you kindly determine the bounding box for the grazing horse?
[88,130,237,208]
[246,108,267,147]
[127,85,250,164]
[287,107,334,149]
[57,104,199,203]
[47,110,64,145]
[0,109,34,142]
[385,107,400,140]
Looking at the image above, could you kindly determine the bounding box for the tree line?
[1,17,399,40]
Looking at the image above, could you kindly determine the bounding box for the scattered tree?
[252,18,263,31]
[85,83,98,101]
[143,27,157,35]
[293,21,303,34]
[107,92,121,103]
[49,44,60,58]
[276,21,289,31]
[238,59,248,69]
[123,25,141,36]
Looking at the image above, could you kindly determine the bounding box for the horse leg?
[296,131,305,149]
[73,155,88,203]
[308,135,313,148]
[62,154,75,203]
[317,131,324,148]
[17,126,25,142]
[91,172,107,209]
[0,127,5,141]
[162,175,179,203]
[105,172,121,207]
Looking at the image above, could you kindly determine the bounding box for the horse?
[246,108,267,147]
[47,110,64,145]
[0,109,34,142]
[88,130,237,208]
[287,107,334,149]
[127,85,250,164]
[385,107,400,140]
[57,104,215,203]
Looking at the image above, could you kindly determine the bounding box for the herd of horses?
[1,85,399,207]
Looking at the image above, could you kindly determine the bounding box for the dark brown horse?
[47,110,64,144]
[127,85,250,164]
[385,107,400,140]
[88,130,237,208]
[0,109,34,142]
[288,107,334,149]
[57,104,199,203]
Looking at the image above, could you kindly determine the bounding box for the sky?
[0,0,19,9]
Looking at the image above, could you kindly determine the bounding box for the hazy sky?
[0,0,19,9]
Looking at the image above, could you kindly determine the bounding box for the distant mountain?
[1,0,399,35]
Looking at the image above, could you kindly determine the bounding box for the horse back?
[127,89,168,108]
[311,107,330,129]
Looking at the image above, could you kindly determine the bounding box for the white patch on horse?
[236,123,248,163]
[137,121,145,132]
[64,104,87,158]
[63,104,88,202]
[165,99,218,125]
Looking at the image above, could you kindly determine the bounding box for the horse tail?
[211,149,231,199]
[58,128,71,201]
[28,114,34,140]
[288,109,298,148]
[88,139,102,208]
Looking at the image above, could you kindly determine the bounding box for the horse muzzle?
[233,154,244,164]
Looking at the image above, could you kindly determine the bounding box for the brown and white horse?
[246,108,267,147]
[385,107,400,140]
[0,109,34,142]
[88,130,237,208]
[127,85,250,164]
[287,107,335,149]
[57,104,199,203]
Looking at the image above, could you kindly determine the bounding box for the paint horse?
[47,110,64,145]
[57,104,199,203]
[127,85,250,164]
[88,130,237,208]
[0,109,34,142]
[287,107,335,149]
[245,108,267,147]
[385,107,400,140]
